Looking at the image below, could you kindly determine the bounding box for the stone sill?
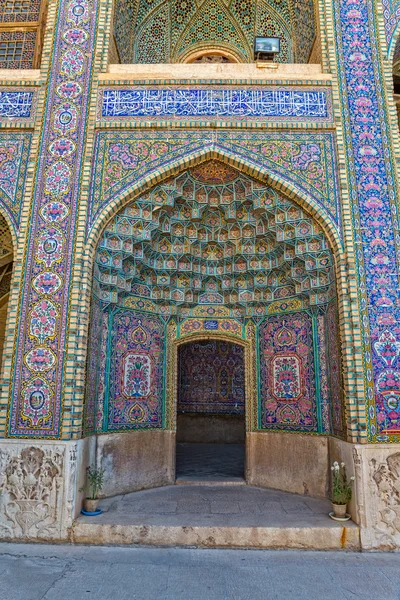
[0,69,41,85]
[102,63,332,83]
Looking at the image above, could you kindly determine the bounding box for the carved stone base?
[329,438,400,550]
[2,436,400,548]
[0,438,93,542]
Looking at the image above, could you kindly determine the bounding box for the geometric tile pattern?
[112,0,316,64]
[94,162,336,317]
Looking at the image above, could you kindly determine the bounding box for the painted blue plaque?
[204,320,219,330]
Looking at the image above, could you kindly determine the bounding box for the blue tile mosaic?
[0,91,34,119]
[100,88,330,121]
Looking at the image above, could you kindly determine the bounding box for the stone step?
[71,521,360,550]
[72,484,360,550]
[175,478,246,486]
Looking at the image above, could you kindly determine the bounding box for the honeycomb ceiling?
[94,161,335,317]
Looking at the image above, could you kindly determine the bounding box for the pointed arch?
[87,146,343,258]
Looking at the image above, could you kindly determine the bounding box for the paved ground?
[78,484,351,528]
[176,443,245,481]
[1,543,400,600]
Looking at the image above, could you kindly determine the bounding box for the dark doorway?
[176,339,245,481]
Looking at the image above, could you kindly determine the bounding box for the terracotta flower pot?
[83,498,99,513]
[331,502,347,518]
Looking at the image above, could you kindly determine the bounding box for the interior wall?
[177,414,245,443]
[247,431,329,497]
[97,430,175,496]
[178,340,245,415]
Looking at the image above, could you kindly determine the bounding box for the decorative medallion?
[21,378,52,427]
[32,272,62,296]
[36,228,64,267]
[191,160,239,184]
[24,347,56,372]
[41,201,69,223]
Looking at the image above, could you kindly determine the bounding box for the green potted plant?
[80,465,105,514]
[330,461,354,520]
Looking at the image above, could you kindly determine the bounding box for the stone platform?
[72,484,360,550]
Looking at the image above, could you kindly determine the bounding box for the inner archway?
[176,338,245,481]
[84,158,345,498]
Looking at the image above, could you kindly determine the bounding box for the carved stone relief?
[369,452,400,549]
[0,445,65,540]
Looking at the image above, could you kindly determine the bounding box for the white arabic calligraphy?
[0,92,33,118]
[102,88,329,119]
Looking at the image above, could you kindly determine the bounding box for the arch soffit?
[175,332,249,348]
[171,0,253,62]
[0,197,17,252]
[388,19,400,62]
[87,148,343,260]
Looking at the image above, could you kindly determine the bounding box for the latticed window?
[0,0,46,68]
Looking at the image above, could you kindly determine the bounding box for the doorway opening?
[176,339,245,482]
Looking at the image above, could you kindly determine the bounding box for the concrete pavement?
[0,543,400,600]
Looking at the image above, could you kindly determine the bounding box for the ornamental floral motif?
[8,0,95,437]
[63,28,88,45]
[32,272,62,296]
[260,313,317,431]
[25,347,56,372]
[56,81,83,100]
[60,47,85,77]
[374,331,400,368]
[290,143,322,171]
[107,311,164,430]
[122,352,152,398]
[0,446,63,538]
[36,228,64,268]
[48,138,76,158]
[334,0,400,440]
[41,201,69,223]
[45,162,71,197]
[271,354,302,401]
[29,300,58,343]
[0,144,18,199]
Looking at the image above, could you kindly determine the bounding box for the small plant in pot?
[330,461,354,520]
[80,465,105,514]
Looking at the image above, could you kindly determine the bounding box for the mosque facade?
[0,0,400,549]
